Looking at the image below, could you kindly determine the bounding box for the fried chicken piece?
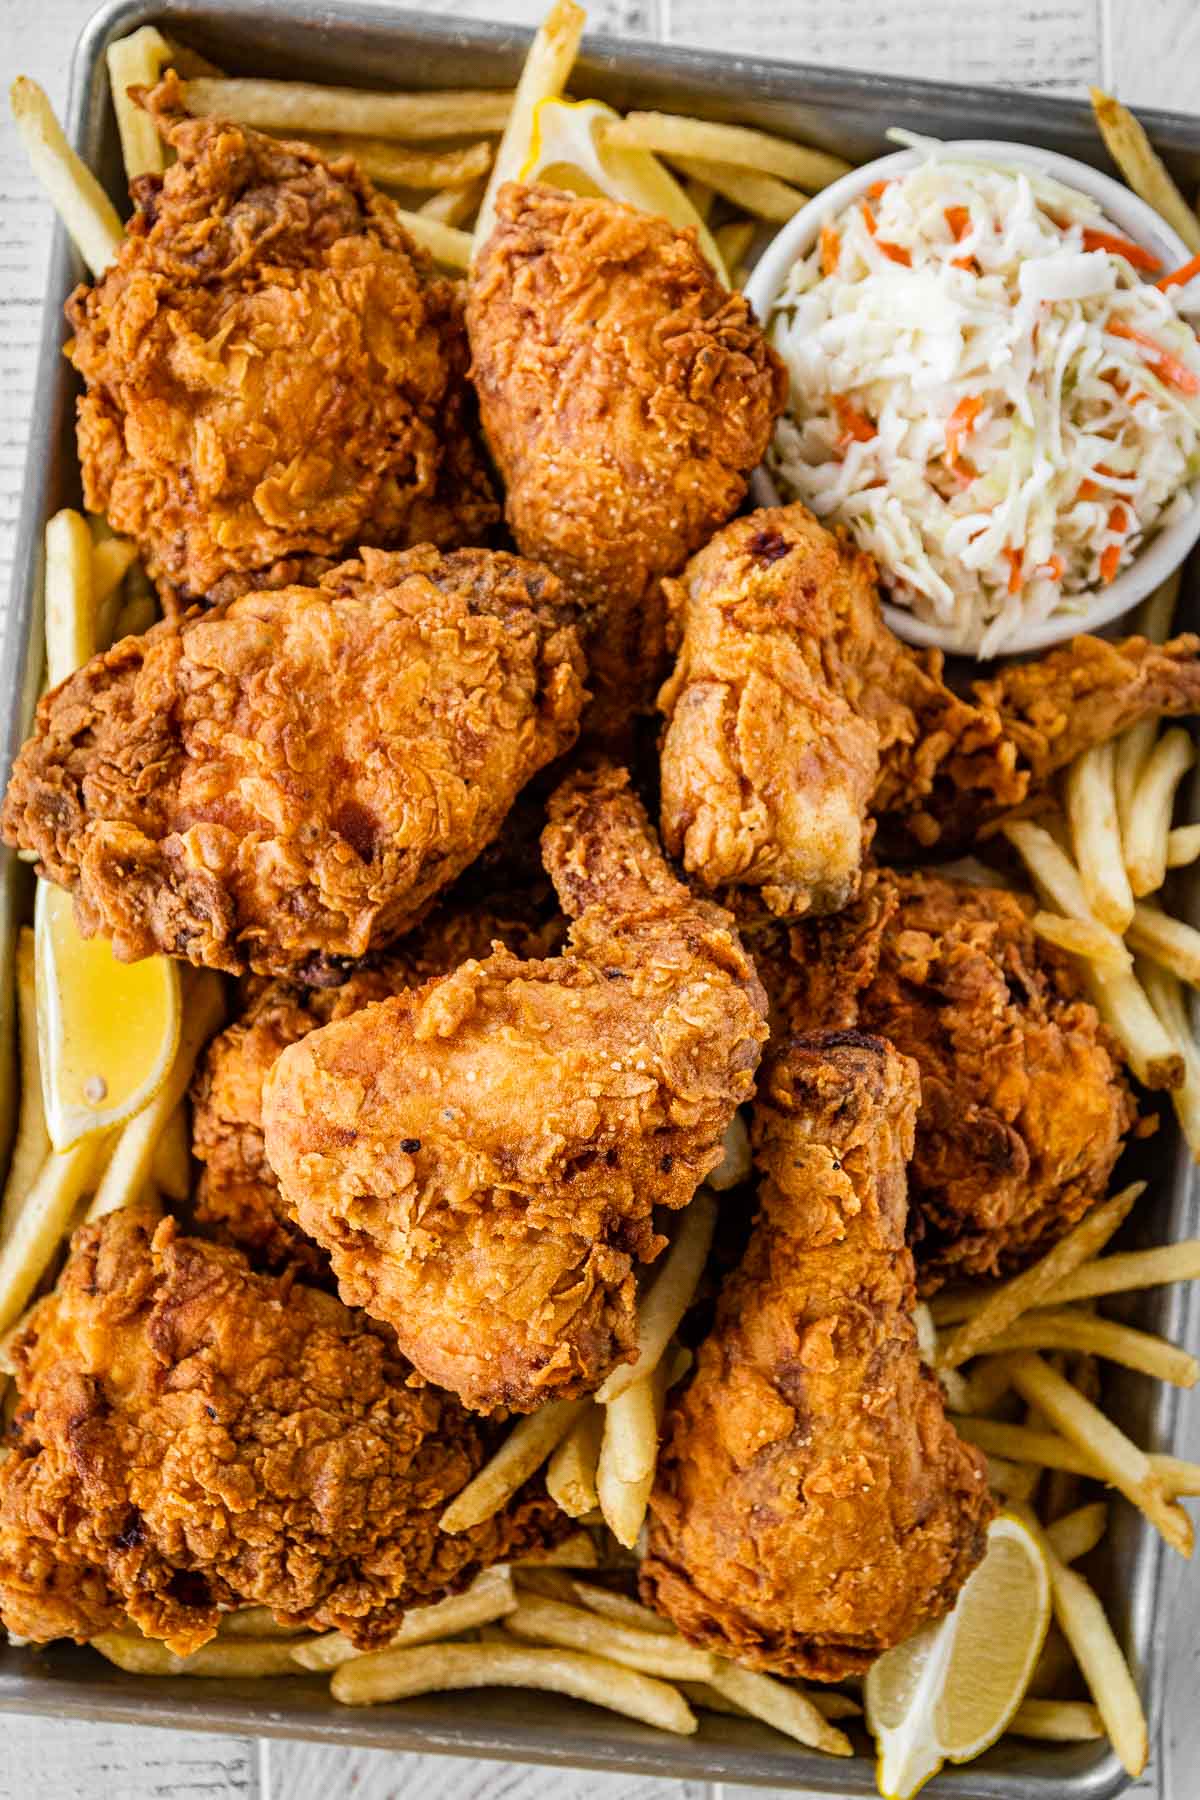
[640,1033,994,1680]
[0,1207,559,1653]
[467,183,787,737]
[659,503,1200,913]
[65,74,497,609]
[3,546,585,982]
[262,766,769,1413]
[191,902,566,1275]
[756,871,1137,1287]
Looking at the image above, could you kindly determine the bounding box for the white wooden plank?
[263,1742,709,1799]
[0,1713,258,1797]
[1104,0,1200,114]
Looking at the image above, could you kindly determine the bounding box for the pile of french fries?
[9,0,1200,1782]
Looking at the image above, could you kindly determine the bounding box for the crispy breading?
[0,1208,559,1653]
[640,1033,994,1679]
[66,73,497,609]
[261,766,768,1414]
[3,547,585,981]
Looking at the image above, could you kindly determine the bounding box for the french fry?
[600,112,851,190]
[91,1631,305,1677]
[90,535,137,608]
[712,219,755,285]
[1017,1503,1148,1776]
[668,154,807,223]
[181,78,513,140]
[985,1454,1041,1502]
[1142,962,1200,1157]
[1124,729,1195,897]
[511,1528,598,1567]
[707,1113,750,1190]
[298,134,492,191]
[1128,902,1200,989]
[937,1184,1142,1368]
[1091,88,1200,254]
[567,1581,675,1636]
[983,1307,1198,1387]
[106,25,173,182]
[0,1136,108,1333]
[331,1639,698,1734]
[1031,911,1129,976]
[545,1405,602,1518]
[292,1569,516,1672]
[960,1353,1016,1416]
[1167,823,1200,868]
[1135,567,1181,643]
[420,180,486,226]
[87,972,224,1221]
[503,1594,713,1680]
[1001,821,1130,970]
[954,1414,1200,1494]
[1045,1502,1109,1566]
[0,930,49,1241]
[392,209,473,270]
[1007,1353,1191,1554]
[217,1607,307,1639]
[1151,1452,1200,1496]
[939,1239,1200,1315]
[1083,962,1184,1089]
[596,1369,662,1549]
[1115,720,1159,854]
[513,1568,579,1604]
[1065,744,1134,932]
[10,78,124,277]
[679,1679,860,1723]
[474,1,586,255]
[439,1396,589,1533]
[682,176,714,221]
[43,510,95,691]
[706,1661,852,1757]
[596,1188,716,1402]
[1009,1699,1105,1741]
[149,1103,192,1205]
[113,588,158,642]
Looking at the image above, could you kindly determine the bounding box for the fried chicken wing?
[752,871,1136,1286]
[3,546,585,981]
[0,1207,559,1654]
[262,766,768,1413]
[191,902,566,1275]
[467,183,787,737]
[659,503,1200,912]
[640,1033,993,1680]
[67,74,497,608]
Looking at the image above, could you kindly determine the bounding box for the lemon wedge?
[520,96,728,282]
[865,1514,1050,1800]
[35,880,181,1153]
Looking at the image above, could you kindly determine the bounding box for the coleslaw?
[767,147,1200,654]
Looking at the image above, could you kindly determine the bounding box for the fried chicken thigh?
[0,1208,558,1653]
[659,503,1200,913]
[3,546,585,981]
[192,902,565,1275]
[67,74,496,608]
[467,183,787,736]
[640,1033,993,1679]
[750,870,1136,1286]
[262,766,768,1413]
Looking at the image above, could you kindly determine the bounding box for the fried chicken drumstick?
[640,1032,993,1679]
[262,766,768,1414]
[0,1208,558,1653]
[467,183,786,736]
[659,502,1200,913]
[3,546,585,982]
[67,73,497,608]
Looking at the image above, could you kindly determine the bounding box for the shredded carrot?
[944,205,970,242]
[867,178,892,199]
[832,394,876,445]
[1100,543,1122,584]
[1039,555,1065,581]
[1081,229,1161,272]
[1108,503,1128,533]
[877,240,911,266]
[1077,479,1101,502]
[860,199,877,235]
[944,395,983,470]
[1107,317,1200,394]
[1158,252,1200,291]
[820,221,840,277]
[1003,547,1023,595]
[951,254,976,272]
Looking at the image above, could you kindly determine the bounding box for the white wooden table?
[2,0,1199,1794]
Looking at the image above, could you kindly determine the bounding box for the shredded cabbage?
[767,149,1200,653]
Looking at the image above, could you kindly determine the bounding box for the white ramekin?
[744,139,1200,656]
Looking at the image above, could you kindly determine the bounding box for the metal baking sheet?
[2,3,1198,1793]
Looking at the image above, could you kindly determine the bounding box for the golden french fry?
[331,1639,697,1734]
[474,0,586,255]
[1124,729,1195,897]
[217,1607,307,1639]
[706,1661,852,1757]
[1167,823,1200,868]
[92,1631,305,1677]
[707,1114,750,1191]
[597,1374,661,1549]
[1128,902,1200,989]
[1136,568,1181,643]
[712,219,755,285]
[390,208,472,269]
[1115,720,1159,854]
[596,1188,717,1403]
[87,972,224,1221]
[567,1581,675,1636]
[1031,910,1130,975]
[545,1405,602,1519]
[1066,744,1133,931]
[107,26,173,183]
[940,1239,1200,1316]
[1045,1502,1108,1566]
[511,1528,598,1567]
[679,1679,860,1723]
[985,1454,1041,1502]
[44,510,95,691]
[296,134,491,191]
[182,78,512,140]
[600,112,850,190]
[149,1103,191,1204]
[439,1396,589,1534]
[1001,821,1130,969]
[90,535,137,609]
[1008,1353,1191,1555]
[959,1354,1016,1417]
[293,1569,517,1672]
[1152,1452,1200,1496]
[10,78,123,277]
[0,1136,108,1333]
[420,180,486,226]
[1091,88,1200,253]
[1141,962,1200,1158]
[1010,1698,1105,1741]
[984,1307,1198,1387]
[682,176,714,221]
[937,1184,1142,1368]
[668,154,807,222]
[113,590,158,642]
[1083,962,1184,1089]
[0,929,49,1241]
[954,1414,1200,1495]
[504,1593,713,1680]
